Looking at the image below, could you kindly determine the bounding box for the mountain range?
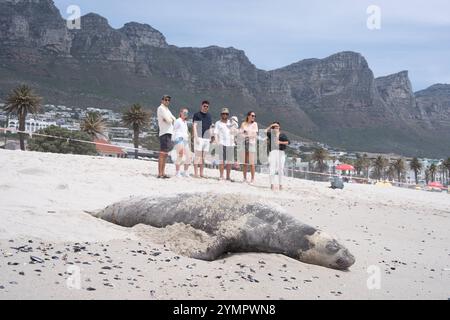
[0,0,449,157]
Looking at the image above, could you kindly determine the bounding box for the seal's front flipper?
[189,236,232,261]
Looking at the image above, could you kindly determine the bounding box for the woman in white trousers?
[266,122,290,191]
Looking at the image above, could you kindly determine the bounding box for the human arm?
[278,134,290,145]
[192,114,199,140]
[214,122,219,145]
[162,108,175,123]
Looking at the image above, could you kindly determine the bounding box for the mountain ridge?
[0,0,449,157]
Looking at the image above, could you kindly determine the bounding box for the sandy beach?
[0,149,449,300]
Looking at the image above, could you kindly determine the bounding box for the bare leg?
[226,164,232,180]
[175,145,184,174]
[243,152,249,181]
[200,152,205,177]
[194,151,202,177]
[183,147,191,173]
[219,163,225,179]
[158,152,168,177]
[249,152,256,182]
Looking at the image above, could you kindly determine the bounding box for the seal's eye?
[326,240,340,254]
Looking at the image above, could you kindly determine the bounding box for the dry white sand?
[0,149,449,300]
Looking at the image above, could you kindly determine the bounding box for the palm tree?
[444,157,450,186]
[354,153,370,178]
[410,157,422,185]
[354,155,363,176]
[425,168,431,185]
[80,112,106,139]
[373,156,387,180]
[354,154,364,176]
[4,85,42,150]
[312,148,329,173]
[429,164,437,182]
[393,158,405,183]
[387,164,396,181]
[438,163,445,185]
[122,104,151,159]
[364,155,372,179]
[339,156,354,166]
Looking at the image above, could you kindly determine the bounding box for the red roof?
[336,164,355,171]
[94,139,125,155]
[428,182,445,189]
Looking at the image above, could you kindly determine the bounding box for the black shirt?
[267,132,290,152]
[193,111,213,139]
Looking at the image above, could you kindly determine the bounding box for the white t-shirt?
[173,118,189,141]
[214,120,234,147]
[157,104,176,137]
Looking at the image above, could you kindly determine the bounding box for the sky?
[53,0,450,91]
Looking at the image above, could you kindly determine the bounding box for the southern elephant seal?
[92,193,355,270]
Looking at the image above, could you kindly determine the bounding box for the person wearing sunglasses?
[157,95,176,179]
[173,108,192,178]
[193,100,213,178]
[266,122,290,191]
[240,111,259,184]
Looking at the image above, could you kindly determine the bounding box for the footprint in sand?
[18,168,49,176]
[57,184,69,190]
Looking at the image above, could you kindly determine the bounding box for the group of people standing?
[157,95,290,191]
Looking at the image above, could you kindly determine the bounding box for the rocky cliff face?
[120,22,168,49]
[0,0,448,157]
[270,52,392,128]
[416,84,450,129]
[0,0,71,56]
[375,71,421,123]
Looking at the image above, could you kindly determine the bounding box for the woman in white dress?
[240,111,259,184]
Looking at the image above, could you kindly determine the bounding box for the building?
[8,119,57,133]
[107,127,132,139]
[60,123,81,131]
[94,138,127,158]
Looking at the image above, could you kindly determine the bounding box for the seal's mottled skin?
[93,194,356,270]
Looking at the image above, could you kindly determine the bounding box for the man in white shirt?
[157,95,176,179]
[214,108,235,181]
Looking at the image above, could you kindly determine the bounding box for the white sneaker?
[176,172,183,178]
[182,172,190,178]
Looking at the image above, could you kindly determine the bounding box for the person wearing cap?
[214,108,235,181]
[157,95,176,179]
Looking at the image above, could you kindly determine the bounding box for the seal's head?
[299,231,356,270]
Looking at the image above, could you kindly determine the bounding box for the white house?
[8,119,57,133]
